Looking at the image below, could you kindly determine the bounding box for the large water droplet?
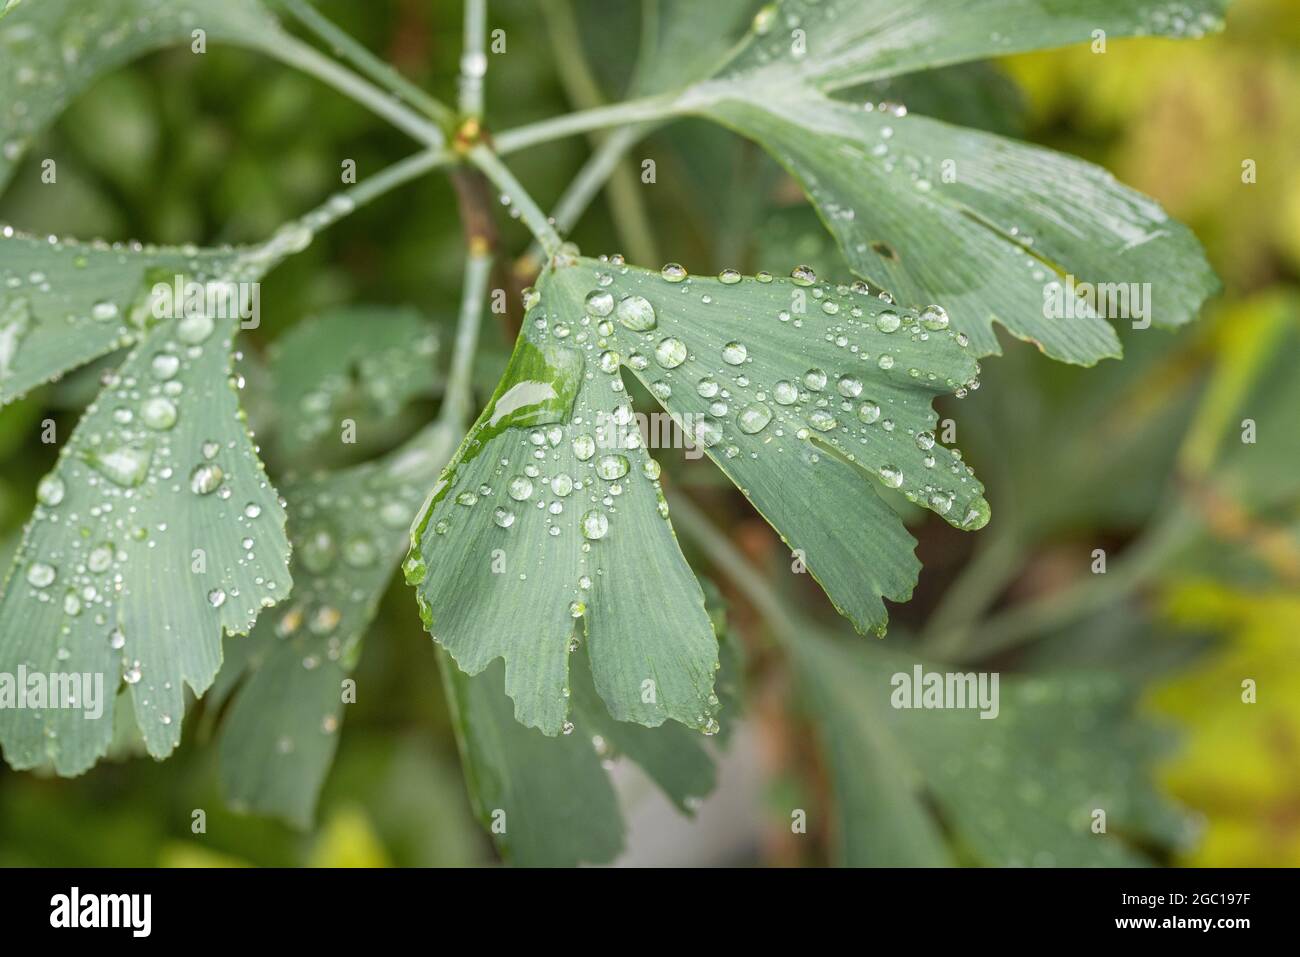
[737,402,772,434]
[615,294,656,331]
[189,462,224,495]
[721,341,748,365]
[140,396,177,430]
[654,337,687,369]
[87,442,152,487]
[26,561,56,588]
[581,509,609,540]
[596,454,629,480]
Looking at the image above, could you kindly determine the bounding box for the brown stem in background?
[448,163,525,338]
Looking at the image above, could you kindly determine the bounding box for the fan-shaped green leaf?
[0,0,283,192]
[720,0,1229,91]
[0,314,289,774]
[217,421,457,827]
[0,229,255,405]
[549,257,988,635]
[267,307,440,454]
[443,622,727,866]
[405,330,721,735]
[787,628,1190,865]
[705,95,1218,363]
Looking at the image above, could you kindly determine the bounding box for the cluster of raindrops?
[535,257,989,531]
[265,467,432,750]
[1,2,234,173]
[9,278,287,732]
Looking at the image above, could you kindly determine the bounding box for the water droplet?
[721,341,748,365]
[343,536,376,566]
[90,300,119,322]
[25,562,56,588]
[581,509,609,540]
[584,289,614,317]
[875,310,901,333]
[718,268,742,284]
[697,377,719,398]
[857,401,881,423]
[36,474,65,507]
[654,337,687,369]
[568,600,586,618]
[615,294,657,332]
[572,434,596,461]
[773,380,799,405]
[552,472,574,496]
[790,265,817,286]
[879,465,904,488]
[660,263,687,283]
[737,402,773,434]
[150,352,180,380]
[244,503,262,519]
[920,305,949,330]
[837,375,863,398]
[140,396,177,430]
[598,350,620,374]
[508,475,534,500]
[87,442,152,487]
[642,459,661,480]
[87,543,113,573]
[208,588,227,608]
[807,409,837,432]
[493,507,515,528]
[915,431,935,450]
[596,454,629,480]
[108,628,126,650]
[177,313,215,344]
[189,463,224,495]
[803,368,827,391]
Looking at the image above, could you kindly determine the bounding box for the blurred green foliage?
[0,0,1296,866]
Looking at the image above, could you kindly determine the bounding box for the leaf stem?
[667,492,802,642]
[258,31,447,148]
[281,0,456,129]
[459,0,488,118]
[493,93,684,156]
[515,123,655,276]
[540,0,659,266]
[442,248,493,429]
[468,144,563,258]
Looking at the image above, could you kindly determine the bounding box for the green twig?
[442,249,492,429]
[493,93,684,156]
[258,31,446,148]
[459,0,488,118]
[468,144,563,258]
[540,0,659,266]
[282,0,455,129]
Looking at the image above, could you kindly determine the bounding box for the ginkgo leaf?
[443,627,727,866]
[720,0,1229,91]
[0,0,284,192]
[409,255,986,733]
[705,95,1218,363]
[785,627,1191,865]
[267,307,440,455]
[216,421,457,827]
[441,657,624,867]
[633,0,1226,364]
[552,257,988,634]
[0,229,256,405]
[629,0,757,96]
[0,313,290,774]
[405,329,721,736]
